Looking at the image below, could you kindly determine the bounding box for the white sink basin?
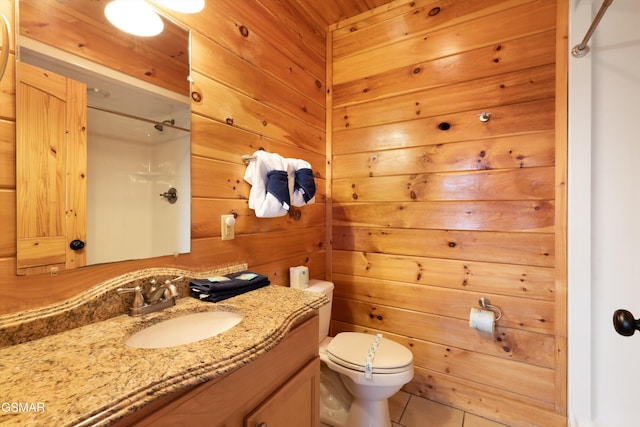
[125,311,243,349]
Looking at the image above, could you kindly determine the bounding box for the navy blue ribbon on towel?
[294,168,316,203]
[266,170,290,210]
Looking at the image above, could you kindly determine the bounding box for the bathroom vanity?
[0,266,327,426]
[120,316,320,426]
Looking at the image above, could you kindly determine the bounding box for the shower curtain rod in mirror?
[572,0,614,57]
[88,105,190,133]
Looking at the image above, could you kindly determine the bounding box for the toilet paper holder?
[478,297,502,322]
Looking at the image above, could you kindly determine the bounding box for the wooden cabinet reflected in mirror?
[16,0,192,275]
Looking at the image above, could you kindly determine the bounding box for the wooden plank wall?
[328,0,567,426]
[0,0,569,424]
[0,0,327,314]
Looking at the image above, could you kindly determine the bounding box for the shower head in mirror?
[154,119,175,131]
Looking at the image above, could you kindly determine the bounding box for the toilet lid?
[326,332,413,374]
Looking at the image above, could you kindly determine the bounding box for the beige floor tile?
[400,395,464,427]
[463,413,508,427]
[389,390,411,422]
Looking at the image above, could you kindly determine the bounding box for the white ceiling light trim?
[104,0,164,37]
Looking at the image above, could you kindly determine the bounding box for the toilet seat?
[326,332,413,375]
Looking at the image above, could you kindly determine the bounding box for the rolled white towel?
[244,150,290,217]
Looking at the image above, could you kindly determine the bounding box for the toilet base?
[347,398,392,427]
[320,362,351,427]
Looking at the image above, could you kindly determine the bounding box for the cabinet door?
[245,357,320,427]
[16,61,87,275]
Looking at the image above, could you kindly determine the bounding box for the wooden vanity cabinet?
[121,314,320,427]
[245,357,319,427]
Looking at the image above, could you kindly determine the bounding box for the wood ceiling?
[290,0,396,32]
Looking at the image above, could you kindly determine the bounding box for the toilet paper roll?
[289,266,309,289]
[469,308,495,333]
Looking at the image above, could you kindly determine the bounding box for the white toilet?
[305,279,414,427]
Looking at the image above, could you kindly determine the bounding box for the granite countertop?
[0,268,327,427]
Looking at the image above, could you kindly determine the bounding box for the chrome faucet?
[117,278,181,316]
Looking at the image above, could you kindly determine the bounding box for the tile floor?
[321,391,508,427]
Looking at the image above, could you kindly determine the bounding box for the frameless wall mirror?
[16,0,191,275]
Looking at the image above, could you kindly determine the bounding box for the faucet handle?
[163,280,179,298]
[117,286,145,309]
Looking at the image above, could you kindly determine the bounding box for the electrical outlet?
[221,214,236,240]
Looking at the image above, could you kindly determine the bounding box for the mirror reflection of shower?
[87,107,191,265]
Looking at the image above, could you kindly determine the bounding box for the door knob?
[613,309,640,336]
[69,239,85,251]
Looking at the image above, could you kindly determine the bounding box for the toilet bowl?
[305,280,414,427]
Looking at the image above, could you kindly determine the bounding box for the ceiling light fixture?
[151,0,205,14]
[104,0,164,37]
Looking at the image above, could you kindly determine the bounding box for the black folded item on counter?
[189,271,270,303]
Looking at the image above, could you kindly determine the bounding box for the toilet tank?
[304,279,334,344]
